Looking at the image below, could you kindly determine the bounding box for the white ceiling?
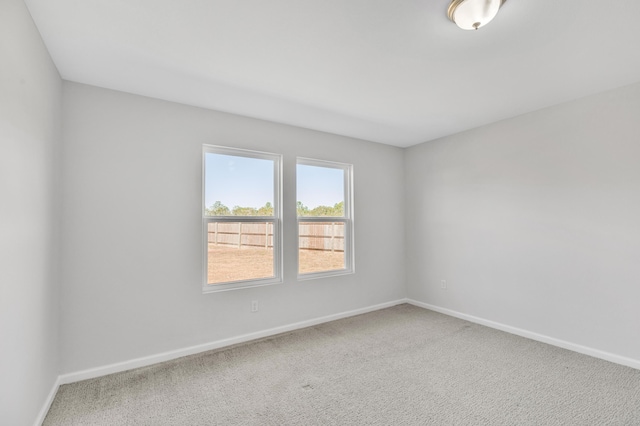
[24,0,640,147]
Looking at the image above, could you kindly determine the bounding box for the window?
[297,158,354,279]
[202,145,282,292]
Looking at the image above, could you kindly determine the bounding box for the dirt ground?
[207,245,344,284]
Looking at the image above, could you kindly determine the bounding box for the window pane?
[297,164,344,217]
[207,221,274,284]
[205,153,274,216]
[298,221,345,274]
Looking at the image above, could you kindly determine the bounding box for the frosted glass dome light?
[447,0,506,30]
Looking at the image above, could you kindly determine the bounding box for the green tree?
[309,205,334,216]
[205,201,230,216]
[332,201,344,217]
[232,205,258,216]
[297,201,309,217]
[298,201,344,217]
[257,201,274,216]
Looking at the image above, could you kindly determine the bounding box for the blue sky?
[297,164,344,208]
[205,154,273,209]
[204,154,344,210]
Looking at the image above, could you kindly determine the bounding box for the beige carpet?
[44,304,640,425]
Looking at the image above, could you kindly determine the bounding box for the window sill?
[297,269,354,282]
[202,277,283,293]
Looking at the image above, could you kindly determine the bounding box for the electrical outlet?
[251,300,258,313]
[441,280,447,289]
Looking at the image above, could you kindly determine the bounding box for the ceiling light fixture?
[447,0,506,30]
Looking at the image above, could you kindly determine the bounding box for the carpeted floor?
[44,304,640,425]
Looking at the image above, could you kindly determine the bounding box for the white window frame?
[296,157,354,280]
[202,145,283,293]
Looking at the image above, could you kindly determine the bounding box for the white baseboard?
[407,299,640,371]
[58,299,408,385]
[34,375,60,426]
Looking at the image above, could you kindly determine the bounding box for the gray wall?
[405,82,640,361]
[60,82,406,374]
[0,0,62,424]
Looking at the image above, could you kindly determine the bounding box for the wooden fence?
[299,222,344,252]
[207,222,274,249]
[207,222,344,252]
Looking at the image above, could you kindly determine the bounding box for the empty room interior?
[2,0,640,425]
